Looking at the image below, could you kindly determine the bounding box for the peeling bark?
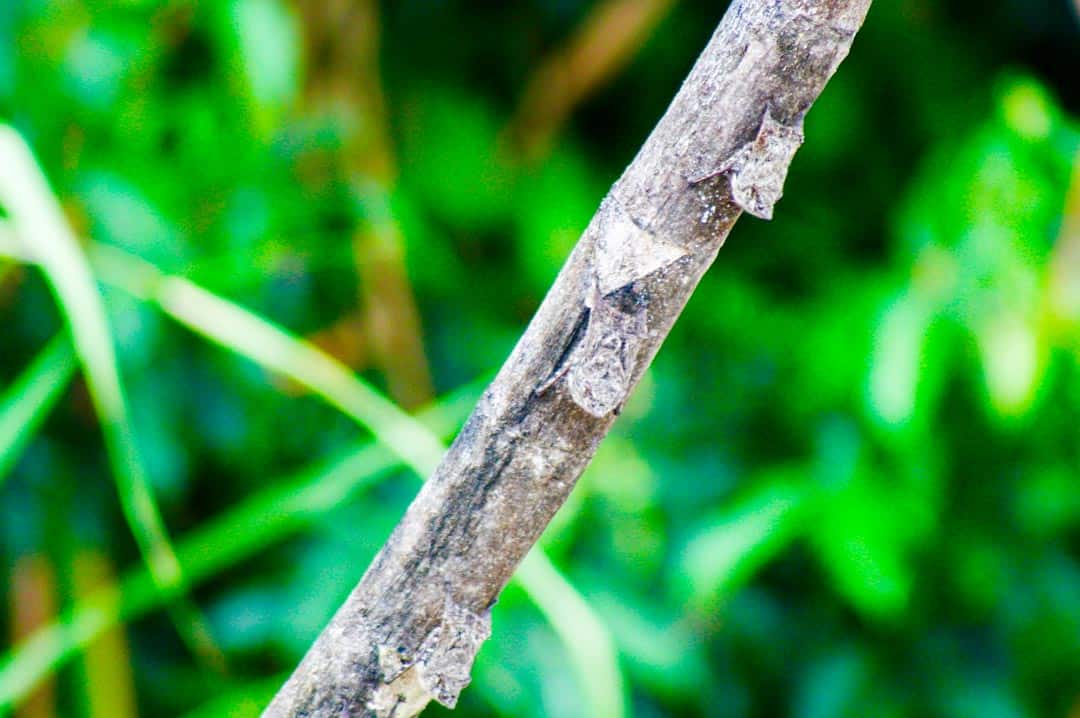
[263,0,872,715]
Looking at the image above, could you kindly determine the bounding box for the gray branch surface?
[264,0,872,715]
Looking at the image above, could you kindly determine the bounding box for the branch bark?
[264,0,872,715]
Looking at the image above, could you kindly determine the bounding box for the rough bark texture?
[264,0,872,715]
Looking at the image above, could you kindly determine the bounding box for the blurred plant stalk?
[10,556,57,718]
[503,0,676,164]
[71,552,138,718]
[1047,149,1080,334]
[297,0,679,403]
[297,0,434,410]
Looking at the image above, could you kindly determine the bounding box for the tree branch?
[263,0,872,715]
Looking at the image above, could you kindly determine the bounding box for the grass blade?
[0,220,26,260]
[0,127,220,667]
[0,333,77,484]
[89,244,446,478]
[516,551,626,718]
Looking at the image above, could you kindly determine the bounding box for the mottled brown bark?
[264,0,873,715]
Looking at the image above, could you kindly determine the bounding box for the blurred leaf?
[794,280,878,418]
[793,646,872,718]
[974,308,1042,415]
[867,290,935,427]
[808,418,937,622]
[401,89,513,226]
[221,0,301,131]
[395,187,468,296]
[676,470,808,611]
[999,76,1058,142]
[811,474,914,621]
[0,4,12,104]
[941,682,1028,718]
[515,551,626,718]
[1016,466,1080,539]
[515,145,599,292]
[89,243,447,479]
[890,75,1078,422]
[587,435,657,513]
[0,332,76,485]
[75,171,185,269]
[180,677,284,718]
[63,27,136,111]
[947,531,1008,617]
[591,591,709,700]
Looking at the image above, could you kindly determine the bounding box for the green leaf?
[62,28,133,111]
[974,308,1042,416]
[811,475,914,621]
[401,89,513,226]
[180,676,285,718]
[222,0,302,131]
[676,470,808,611]
[0,333,77,485]
[1016,467,1080,539]
[591,592,710,699]
[89,243,447,479]
[75,171,184,269]
[515,146,599,292]
[866,290,937,428]
[0,4,12,102]
[889,76,1078,421]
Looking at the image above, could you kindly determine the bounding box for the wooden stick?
[264,1,873,715]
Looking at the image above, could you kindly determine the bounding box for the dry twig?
[264,0,873,715]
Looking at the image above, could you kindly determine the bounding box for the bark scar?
[536,275,649,418]
[568,278,648,417]
[692,108,805,220]
[535,200,685,417]
[368,597,491,717]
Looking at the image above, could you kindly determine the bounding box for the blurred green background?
[1,0,1079,716]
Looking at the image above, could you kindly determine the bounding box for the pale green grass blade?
[0,384,478,707]
[0,220,26,260]
[0,127,218,666]
[89,244,627,717]
[677,476,808,611]
[0,333,77,484]
[89,244,446,478]
[516,550,626,718]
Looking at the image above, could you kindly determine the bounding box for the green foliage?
[1,1,1079,717]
